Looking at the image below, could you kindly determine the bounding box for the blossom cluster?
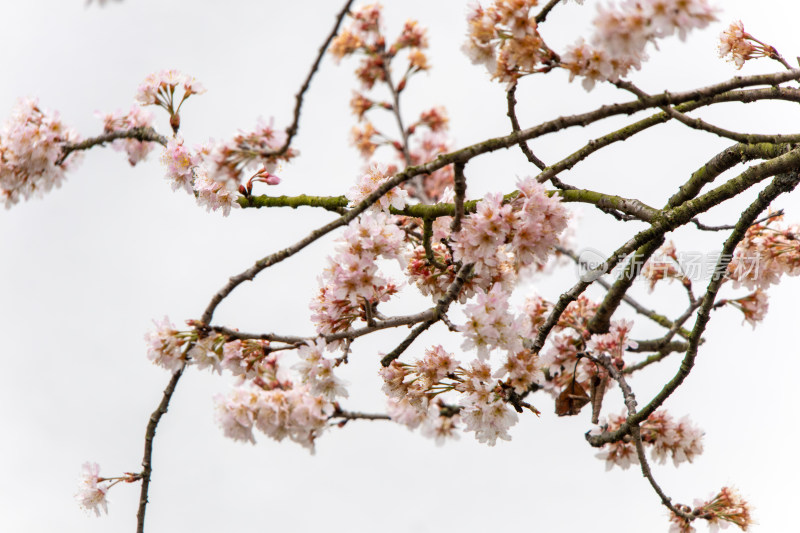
[330,3,429,89]
[0,98,81,208]
[135,69,205,132]
[669,486,753,533]
[727,216,800,290]
[462,0,554,84]
[137,70,294,215]
[345,163,408,212]
[380,347,530,446]
[716,215,800,326]
[200,117,296,188]
[335,4,455,203]
[386,397,460,446]
[718,20,778,69]
[310,209,405,336]
[157,110,293,215]
[452,178,569,276]
[559,0,717,90]
[144,318,351,451]
[531,295,634,404]
[642,241,685,291]
[214,383,334,450]
[594,409,704,470]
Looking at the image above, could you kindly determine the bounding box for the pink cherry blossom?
[160,137,199,193]
[346,163,408,212]
[295,338,349,400]
[0,98,81,208]
[193,166,241,216]
[75,462,110,517]
[144,316,186,371]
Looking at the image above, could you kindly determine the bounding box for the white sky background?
[1,1,798,532]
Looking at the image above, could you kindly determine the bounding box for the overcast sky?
[1,1,798,532]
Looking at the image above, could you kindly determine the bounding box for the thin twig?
[506,84,548,172]
[263,0,356,158]
[692,209,784,231]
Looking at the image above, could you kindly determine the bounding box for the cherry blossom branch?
[263,0,356,158]
[212,308,438,345]
[588,170,800,447]
[379,51,435,204]
[382,64,412,167]
[679,142,789,208]
[368,72,800,194]
[627,339,688,355]
[239,193,348,211]
[422,217,446,269]
[136,365,185,533]
[217,179,660,329]
[57,127,168,165]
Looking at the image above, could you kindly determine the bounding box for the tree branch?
[136,366,185,533]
